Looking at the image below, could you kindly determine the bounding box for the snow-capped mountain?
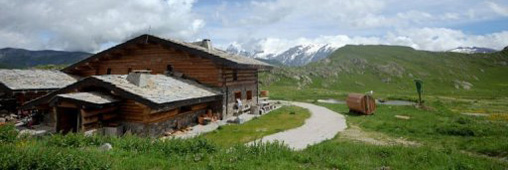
[226,44,337,66]
[449,47,497,54]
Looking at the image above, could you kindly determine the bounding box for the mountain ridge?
[226,44,337,66]
[448,47,497,54]
[260,44,508,99]
[0,47,91,68]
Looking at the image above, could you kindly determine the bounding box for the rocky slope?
[260,45,508,97]
[226,44,337,66]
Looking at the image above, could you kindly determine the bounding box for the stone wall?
[221,83,258,119]
[123,109,206,137]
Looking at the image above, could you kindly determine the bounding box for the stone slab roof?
[93,74,221,104]
[57,92,118,105]
[0,69,78,91]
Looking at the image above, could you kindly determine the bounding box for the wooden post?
[52,107,58,133]
[80,109,86,132]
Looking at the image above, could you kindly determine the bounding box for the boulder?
[99,143,113,151]
[0,118,5,123]
[4,116,11,121]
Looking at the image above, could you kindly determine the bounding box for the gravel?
[250,101,347,150]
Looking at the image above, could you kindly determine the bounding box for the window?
[233,70,238,81]
[106,68,112,74]
[234,91,242,100]
[127,68,132,73]
[246,91,253,100]
[166,64,173,72]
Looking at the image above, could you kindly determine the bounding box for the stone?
[99,143,113,151]
[0,118,5,123]
[164,130,174,136]
[395,115,410,120]
[235,117,246,124]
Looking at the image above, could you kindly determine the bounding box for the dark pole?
[414,79,423,104]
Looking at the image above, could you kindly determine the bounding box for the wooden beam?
[82,106,117,118]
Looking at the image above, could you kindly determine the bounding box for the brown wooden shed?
[346,93,376,115]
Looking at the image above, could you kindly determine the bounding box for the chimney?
[127,70,151,88]
[202,39,212,50]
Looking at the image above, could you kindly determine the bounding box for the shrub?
[0,124,18,143]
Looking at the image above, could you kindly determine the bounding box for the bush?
[0,124,18,143]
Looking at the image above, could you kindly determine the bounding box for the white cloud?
[487,1,508,16]
[0,0,203,52]
[229,28,508,54]
[387,28,508,51]
[0,0,507,53]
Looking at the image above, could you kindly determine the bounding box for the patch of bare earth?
[339,125,420,147]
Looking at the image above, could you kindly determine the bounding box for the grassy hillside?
[0,48,91,68]
[260,45,508,100]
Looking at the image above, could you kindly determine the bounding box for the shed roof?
[23,73,222,111]
[0,69,78,91]
[57,92,118,105]
[93,74,221,104]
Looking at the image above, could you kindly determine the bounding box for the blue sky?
[0,0,507,53]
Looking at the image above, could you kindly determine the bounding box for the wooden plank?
[83,116,99,125]
[82,107,117,118]
[57,101,78,108]
[102,112,117,120]
[191,103,208,111]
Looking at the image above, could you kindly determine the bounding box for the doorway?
[56,108,80,134]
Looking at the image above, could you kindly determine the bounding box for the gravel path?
[250,101,347,150]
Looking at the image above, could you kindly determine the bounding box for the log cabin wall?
[70,44,222,87]
[122,102,214,137]
[80,106,118,132]
[118,100,149,123]
[4,91,51,112]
